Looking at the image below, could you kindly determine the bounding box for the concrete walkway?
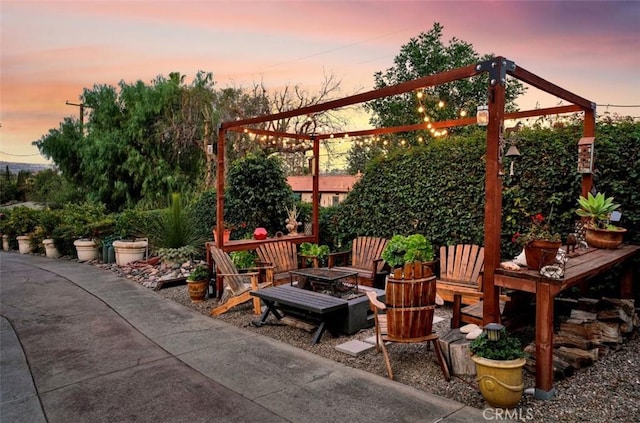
[0,253,486,422]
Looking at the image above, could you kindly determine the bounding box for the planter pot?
[112,239,148,266]
[585,226,626,249]
[524,240,562,270]
[187,279,208,303]
[42,239,60,258]
[213,229,231,244]
[471,355,526,409]
[2,234,9,251]
[74,239,99,262]
[17,235,33,254]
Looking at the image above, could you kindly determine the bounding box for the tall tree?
[363,23,525,150]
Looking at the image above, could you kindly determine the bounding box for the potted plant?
[576,192,626,249]
[186,264,210,303]
[469,323,526,409]
[299,242,330,267]
[381,234,435,277]
[512,213,561,270]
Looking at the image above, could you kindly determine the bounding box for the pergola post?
[312,136,320,243]
[481,58,508,325]
[215,126,226,248]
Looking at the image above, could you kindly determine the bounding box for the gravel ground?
[90,257,639,423]
[152,282,640,423]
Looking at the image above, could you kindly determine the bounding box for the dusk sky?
[2,0,639,164]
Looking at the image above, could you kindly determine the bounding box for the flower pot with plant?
[187,264,210,303]
[576,192,626,249]
[512,213,561,270]
[469,323,526,409]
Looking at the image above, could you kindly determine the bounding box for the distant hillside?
[0,161,54,174]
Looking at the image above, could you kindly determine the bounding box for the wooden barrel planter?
[386,262,437,341]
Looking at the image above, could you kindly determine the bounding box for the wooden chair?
[328,236,388,287]
[256,241,301,286]
[209,245,273,316]
[436,244,529,329]
[366,274,450,381]
[436,244,486,305]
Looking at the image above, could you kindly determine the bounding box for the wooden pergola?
[215,56,596,326]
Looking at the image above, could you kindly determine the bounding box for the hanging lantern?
[483,323,505,341]
[476,105,489,126]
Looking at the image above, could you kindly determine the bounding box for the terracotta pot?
[585,226,626,249]
[524,240,562,270]
[213,229,231,244]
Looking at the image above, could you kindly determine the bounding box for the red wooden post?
[312,136,320,244]
[216,127,226,249]
[535,281,555,398]
[482,58,506,326]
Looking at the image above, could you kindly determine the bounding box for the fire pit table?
[289,267,359,295]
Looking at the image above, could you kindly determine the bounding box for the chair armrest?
[328,250,351,268]
[217,271,260,277]
[299,254,320,268]
[366,291,386,310]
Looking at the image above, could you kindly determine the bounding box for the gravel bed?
[152,282,640,423]
[87,253,638,423]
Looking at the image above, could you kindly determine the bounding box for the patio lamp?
[483,323,505,341]
[476,105,489,126]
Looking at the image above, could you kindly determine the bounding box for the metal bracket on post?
[475,58,516,86]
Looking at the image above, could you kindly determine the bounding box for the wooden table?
[250,285,348,344]
[495,244,640,399]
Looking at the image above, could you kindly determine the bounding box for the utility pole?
[65,100,91,132]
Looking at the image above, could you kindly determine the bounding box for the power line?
[597,104,640,108]
[0,151,41,157]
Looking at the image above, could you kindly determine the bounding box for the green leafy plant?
[187,264,210,282]
[299,242,330,266]
[576,192,621,229]
[469,328,525,361]
[381,234,434,268]
[230,250,257,269]
[156,245,199,264]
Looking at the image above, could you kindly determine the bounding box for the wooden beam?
[510,65,594,110]
[221,64,480,130]
[216,127,226,248]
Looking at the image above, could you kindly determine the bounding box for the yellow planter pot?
[471,355,526,409]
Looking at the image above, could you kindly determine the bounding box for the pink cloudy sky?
[1,0,639,164]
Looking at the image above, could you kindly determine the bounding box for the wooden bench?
[250,285,348,344]
[328,236,388,287]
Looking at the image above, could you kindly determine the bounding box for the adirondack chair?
[436,244,527,329]
[435,244,486,305]
[256,241,302,286]
[327,236,388,287]
[366,270,450,381]
[209,245,273,316]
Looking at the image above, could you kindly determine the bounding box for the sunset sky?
[1,0,639,164]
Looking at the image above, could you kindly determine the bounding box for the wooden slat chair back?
[328,236,388,287]
[436,244,528,329]
[436,244,485,305]
[209,245,272,316]
[366,270,450,382]
[256,241,299,286]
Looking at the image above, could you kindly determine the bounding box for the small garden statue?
[285,205,301,236]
